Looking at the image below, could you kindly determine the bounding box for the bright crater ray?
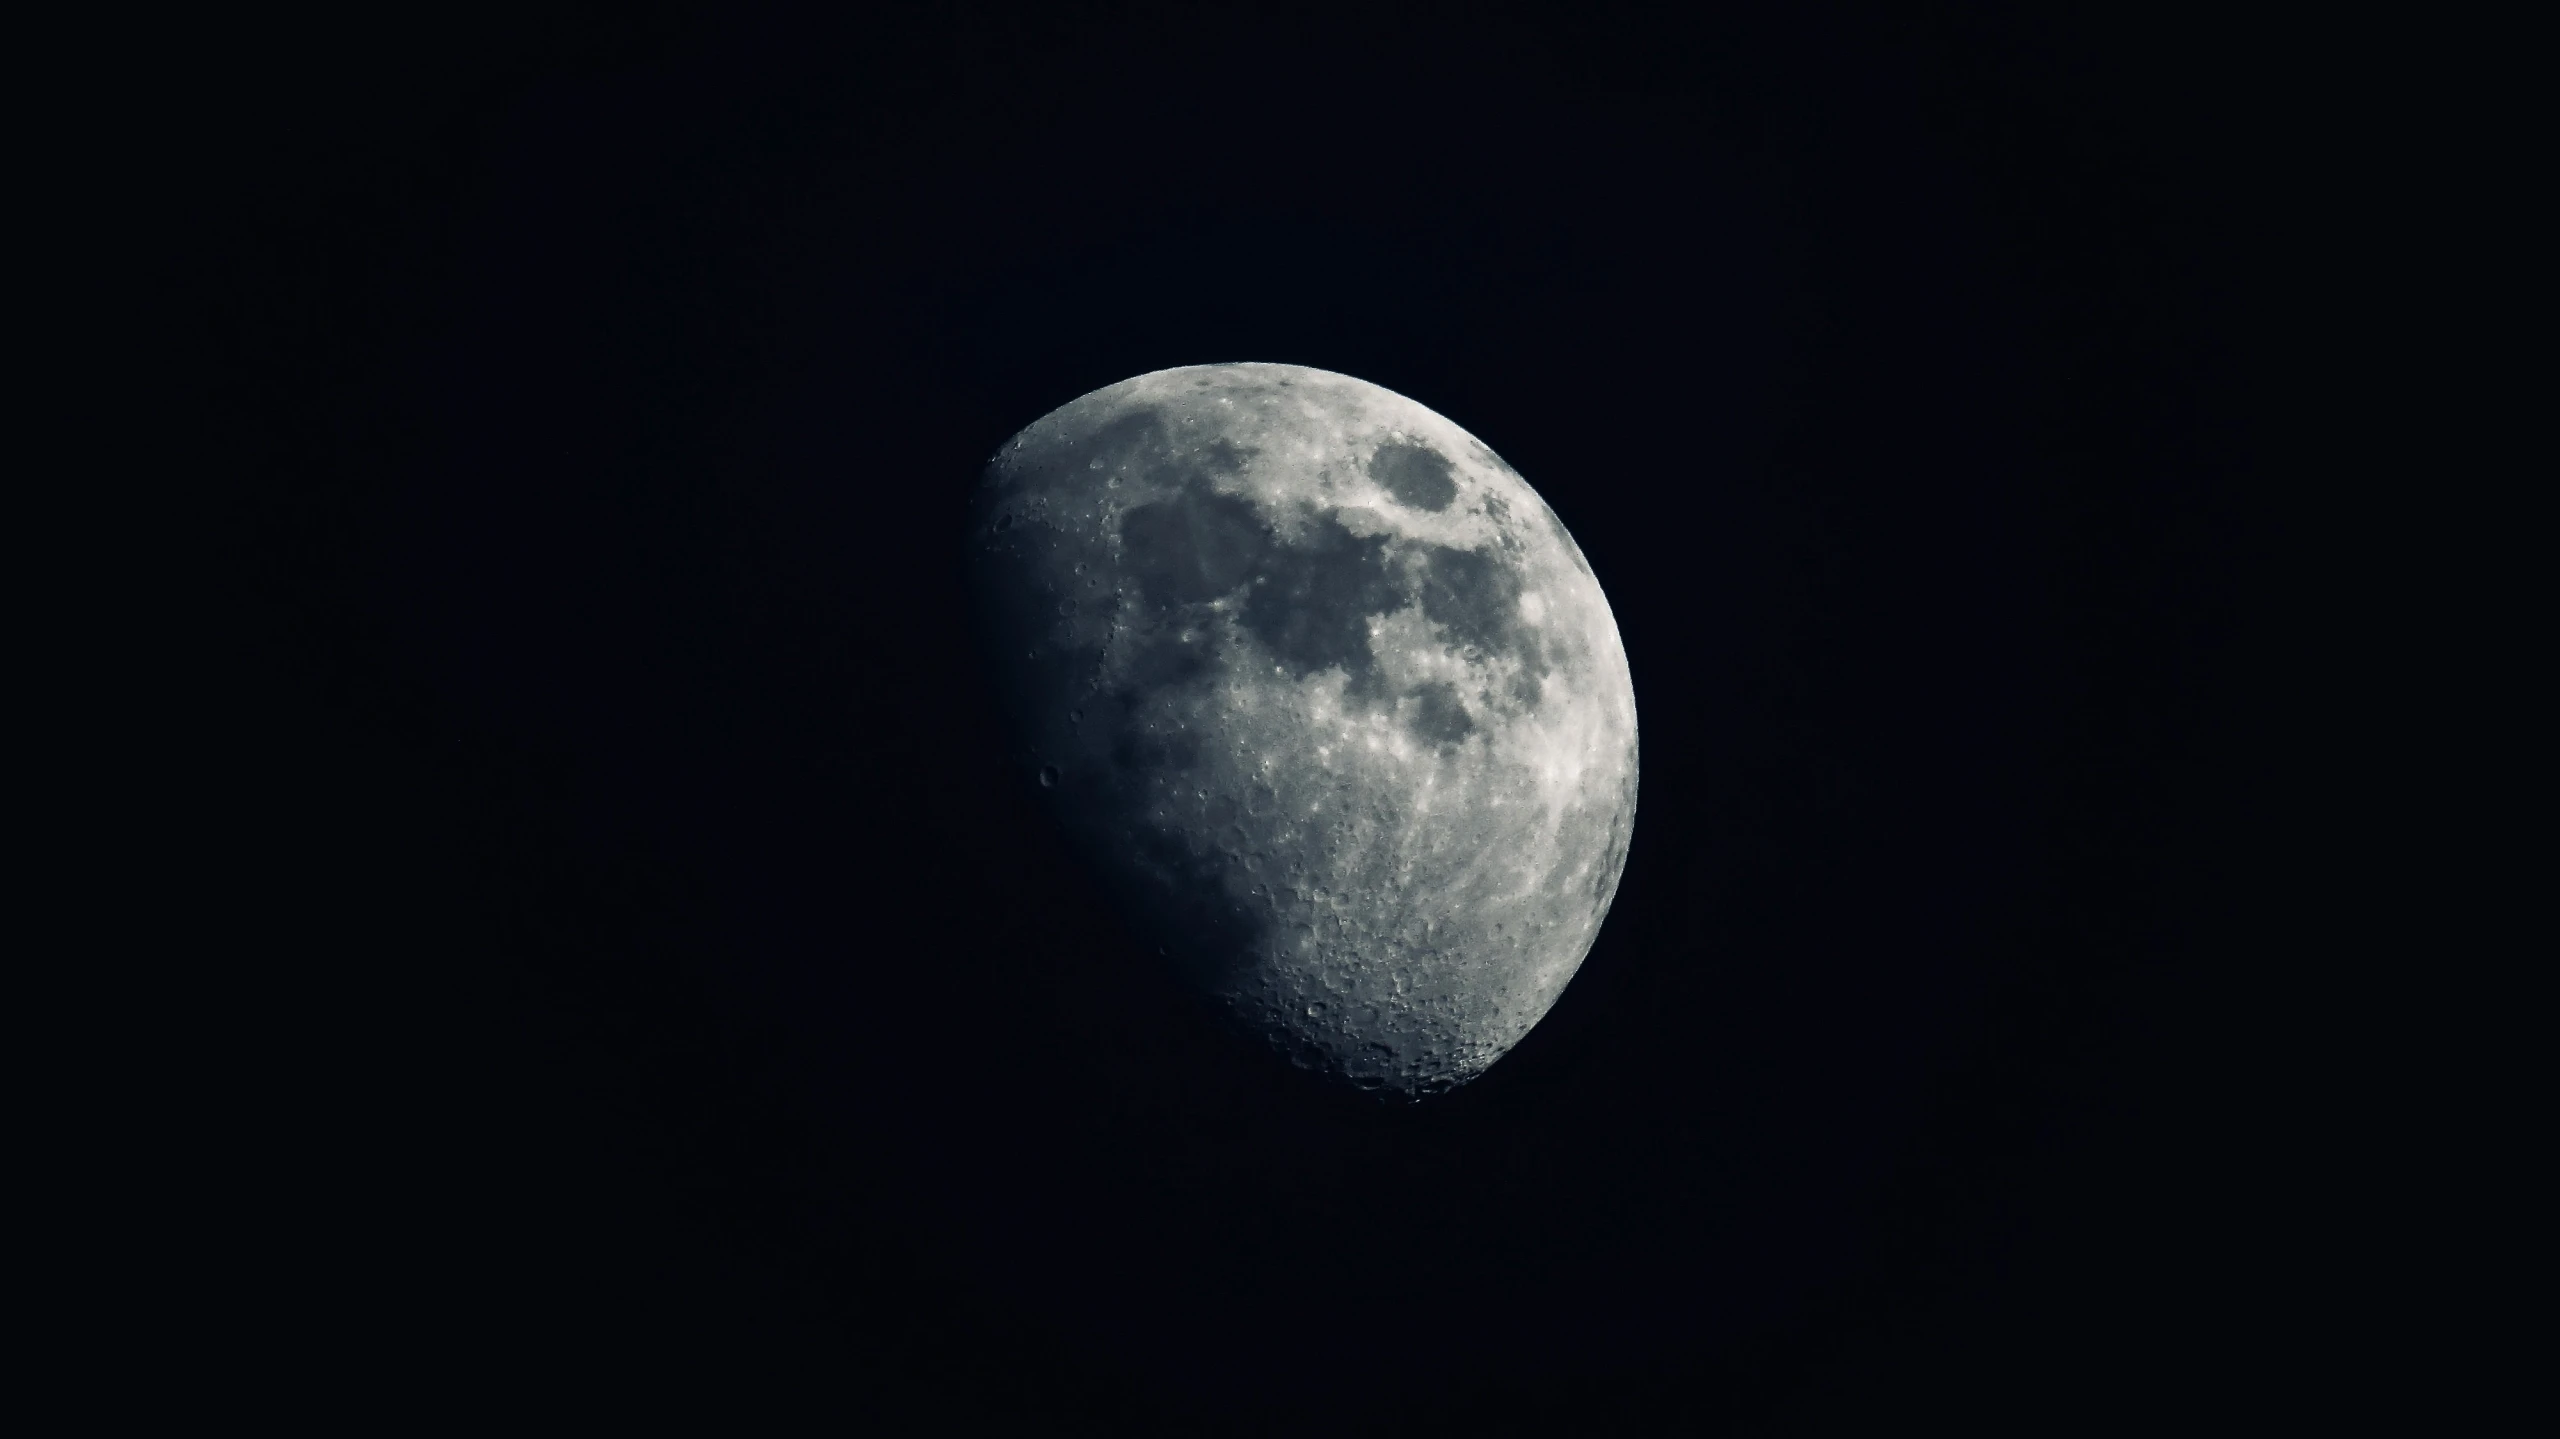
[969,363,1638,1097]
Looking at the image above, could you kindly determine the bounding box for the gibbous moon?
[970,364,1637,1097]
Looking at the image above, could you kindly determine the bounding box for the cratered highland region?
[970,364,1637,1097]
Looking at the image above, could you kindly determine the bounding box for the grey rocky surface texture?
[970,364,1637,1097]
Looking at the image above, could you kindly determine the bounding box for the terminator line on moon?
[970,363,1638,1097]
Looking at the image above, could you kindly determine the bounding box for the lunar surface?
[969,364,1637,1097]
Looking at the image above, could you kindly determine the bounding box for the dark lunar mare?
[1237,514,1400,692]
[1370,439,1457,511]
[1119,489,1267,610]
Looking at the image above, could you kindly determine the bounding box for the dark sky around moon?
[191,3,2280,1430]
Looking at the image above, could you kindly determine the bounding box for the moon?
[969,364,1637,1097]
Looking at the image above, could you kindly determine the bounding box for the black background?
[187,2,2278,1429]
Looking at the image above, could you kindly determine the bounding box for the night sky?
[189,3,2277,1428]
